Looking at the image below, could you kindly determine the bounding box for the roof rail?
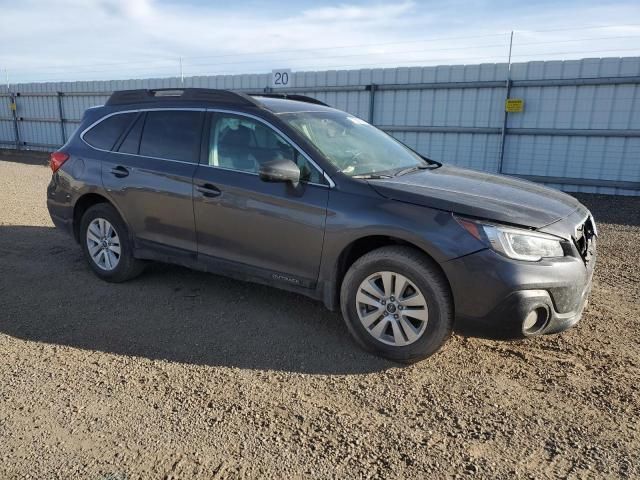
[251,93,329,107]
[105,88,259,107]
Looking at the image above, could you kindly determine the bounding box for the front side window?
[83,112,136,151]
[208,113,324,184]
[139,110,202,162]
[280,111,428,177]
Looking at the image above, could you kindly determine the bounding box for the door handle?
[110,165,129,178]
[196,183,221,198]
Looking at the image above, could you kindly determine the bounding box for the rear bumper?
[442,247,595,338]
[49,210,74,236]
[47,176,75,238]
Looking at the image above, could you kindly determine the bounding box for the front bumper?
[463,285,591,338]
[442,242,596,338]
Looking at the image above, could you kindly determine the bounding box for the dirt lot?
[0,154,638,479]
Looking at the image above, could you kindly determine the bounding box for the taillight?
[50,151,69,173]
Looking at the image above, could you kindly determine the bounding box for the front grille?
[574,216,597,263]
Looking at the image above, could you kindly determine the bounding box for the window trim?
[80,107,334,188]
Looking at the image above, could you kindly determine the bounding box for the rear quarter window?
[83,113,136,151]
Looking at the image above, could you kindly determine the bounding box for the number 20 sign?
[271,69,293,89]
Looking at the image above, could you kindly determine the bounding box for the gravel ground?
[0,155,638,479]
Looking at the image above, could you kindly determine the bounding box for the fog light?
[522,307,549,335]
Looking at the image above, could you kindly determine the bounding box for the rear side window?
[83,113,136,150]
[139,111,202,162]
[117,113,145,154]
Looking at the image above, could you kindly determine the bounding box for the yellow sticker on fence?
[505,99,524,113]
[9,102,16,111]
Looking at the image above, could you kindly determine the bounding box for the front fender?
[317,190,485,309]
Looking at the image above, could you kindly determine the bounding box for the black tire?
[79,203,145,283]
[340,246,453,363]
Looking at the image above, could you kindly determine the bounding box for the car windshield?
[279,110,431,177]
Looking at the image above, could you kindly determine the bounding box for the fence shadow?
[0,150,49,166]
[574,194,640,228]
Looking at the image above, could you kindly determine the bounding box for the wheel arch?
[72,192,123,242]
[329,235,453,312]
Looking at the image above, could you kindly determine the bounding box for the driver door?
[192,111,330,288]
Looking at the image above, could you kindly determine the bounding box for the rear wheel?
[80,203,144,282]
[340,246,453,363]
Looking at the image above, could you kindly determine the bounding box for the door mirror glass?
[259,159,301,184]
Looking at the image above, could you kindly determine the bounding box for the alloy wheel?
[355,271,429,346]
[86,218,121,271]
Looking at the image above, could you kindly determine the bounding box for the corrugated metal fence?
[1,57,639,195]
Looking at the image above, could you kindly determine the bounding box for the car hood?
[368,165,584,229]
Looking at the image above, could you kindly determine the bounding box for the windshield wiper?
[352,173,394,179]
[393,164,433,177]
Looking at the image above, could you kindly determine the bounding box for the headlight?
[455,216,564,261]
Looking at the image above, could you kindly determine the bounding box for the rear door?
[192,111,330,287]
[99,109,204,254]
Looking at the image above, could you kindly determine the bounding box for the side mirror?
[259,159,300,185]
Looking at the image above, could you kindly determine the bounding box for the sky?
[1,0,639,84]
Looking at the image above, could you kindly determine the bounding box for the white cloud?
[299,2,415,21]
[1,0,639,84]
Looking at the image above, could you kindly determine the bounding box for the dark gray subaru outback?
[47,88,597,362]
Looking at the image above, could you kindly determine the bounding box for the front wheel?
[340,246,453,363]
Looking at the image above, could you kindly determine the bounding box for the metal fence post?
[497,31,514,174]
[497,79,511,173]
[10,92,20,150]
[56,92,66,146]
[367,84,377,124]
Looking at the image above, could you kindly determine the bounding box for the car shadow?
[5,192,631,373]
[0,225,397,374]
